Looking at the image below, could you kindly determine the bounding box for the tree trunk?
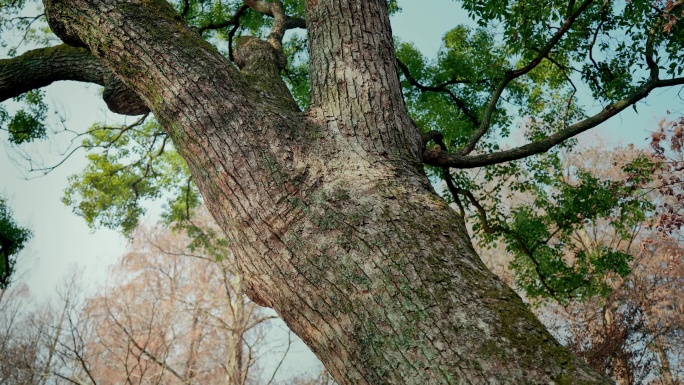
[41,0,612,383]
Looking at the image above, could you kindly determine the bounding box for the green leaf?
[0,197,32,289]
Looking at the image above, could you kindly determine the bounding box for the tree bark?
[37,0,612,383]
[0,45,147,115]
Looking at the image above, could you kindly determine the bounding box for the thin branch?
[455,188,569,301]
[10,14,45,53]
[22,114,149,176]
[424,76,684,169]
[65,311,98,385]
[105,303,187,383]
[50,371,82,385]
[397,59,481,126]
[532,50,578,128]
[443,168,464,216]
[423,131,466,216]
[265,330,292,385]
[458,0,595,156]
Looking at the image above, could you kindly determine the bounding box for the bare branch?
[105,301,187,383]
[22,114,149,176]
[265,330,292,385]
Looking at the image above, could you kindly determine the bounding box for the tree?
[548,234,684,385]
[78,214,282,385]
[0,283,39,384]
[0,210,312,384]
[3,0,684,383]
[469,140,683,384]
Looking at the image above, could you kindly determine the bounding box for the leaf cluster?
[0,197,32,288]
[63,118,201,236]
[0,90,48,144]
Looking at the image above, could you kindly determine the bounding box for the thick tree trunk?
[41,0,611,383]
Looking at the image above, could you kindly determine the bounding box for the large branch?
[244,0,306,69]
[424,77,684,169]
[0,44,148,115]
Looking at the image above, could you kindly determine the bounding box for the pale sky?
[1,0,682,380]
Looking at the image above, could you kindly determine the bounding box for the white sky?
[1,0,683,380]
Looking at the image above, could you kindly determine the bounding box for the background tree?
[469,138,683,384]
[0,208,319,384]
[79,210,281,385]
[3,0,684,383]
[0,283,40,384]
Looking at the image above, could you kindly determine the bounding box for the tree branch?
[181,0,190,18]
[104,299,187,383]
[458,0,595,156]
[196,4,248,34]
[397,59,481,126]
[453,187,569,301]
[0,44,148,115]
[424,76,684,169]
[244,0,306,54]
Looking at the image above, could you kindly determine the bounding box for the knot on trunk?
[103,75,150,116]
[233,36,287,76]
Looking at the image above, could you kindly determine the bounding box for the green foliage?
[396,22,579,155]
[458,0,684,102]
[453,140,655,304]
[63,119,201,236]
[505,169,646,302]
[391,0,684,304]
[0,197,32,288]
[2,90,48,144]
[387,0,401,15]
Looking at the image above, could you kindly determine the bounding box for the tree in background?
[0,283,39,383]
[3,0,684,382]
[0,209,317,384]
[469,138,683,384]
[79,211,282,384]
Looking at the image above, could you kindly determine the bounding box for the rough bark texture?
[0,45,147,115]
[33,0,613,383]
